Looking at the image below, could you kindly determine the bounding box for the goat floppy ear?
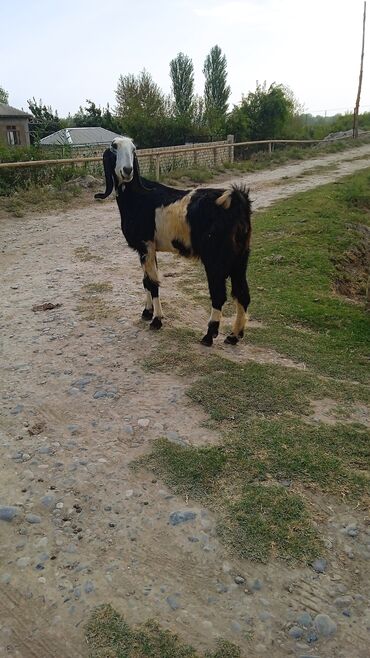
[132,152,151,192]
[94,148,116,199]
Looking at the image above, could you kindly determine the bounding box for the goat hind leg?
[201,274,226,347]
[225,267,250,345]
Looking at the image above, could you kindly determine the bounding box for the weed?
[85,605,241,658]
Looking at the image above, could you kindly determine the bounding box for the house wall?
[0,118,30,147]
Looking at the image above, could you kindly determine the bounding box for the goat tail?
[216,184,252,251]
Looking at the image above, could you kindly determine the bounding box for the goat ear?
[94,148,116,199]
[132,152,151,192]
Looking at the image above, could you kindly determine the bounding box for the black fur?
[95,143,252,342]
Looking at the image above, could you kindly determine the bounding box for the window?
[7,125,21,145]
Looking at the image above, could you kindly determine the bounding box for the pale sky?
[1,0,368,118]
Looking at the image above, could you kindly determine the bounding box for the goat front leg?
[142,242,162,330]
[201,272,227,347]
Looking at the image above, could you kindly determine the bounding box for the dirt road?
[1,145,369,658]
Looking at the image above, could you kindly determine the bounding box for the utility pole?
[353,1,367,138]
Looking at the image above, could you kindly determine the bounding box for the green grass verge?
[86,605,241,658]
[175,169,370,382]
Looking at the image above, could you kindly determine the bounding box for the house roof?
[40,127,122,146]
[0,103,32,118]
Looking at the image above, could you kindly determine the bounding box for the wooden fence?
[0,139,330,181]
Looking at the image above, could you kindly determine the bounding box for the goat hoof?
[238,330,244,338]
[142,308,153,320]
[201,334,213,347]
[224,334,238,345]
[150,317,162,330]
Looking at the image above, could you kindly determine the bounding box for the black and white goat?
[95,136,252,346]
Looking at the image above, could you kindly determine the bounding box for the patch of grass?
[244,170,370,381]
[85,605,241,658]
[141,327,369,561]
[74,246,102,262]
[83,282,113,294]
[0,183,82,218]
[77,281,116,320]
[161,166,215,186]
[220,485,319,562]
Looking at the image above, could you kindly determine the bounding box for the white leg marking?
[209,308,222,323]
[232,302,246,335]
[153,297,163,319]
[145,290,153,310]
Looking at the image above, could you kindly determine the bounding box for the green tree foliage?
[73,100,121,133]
[27,97,62,142]
[116,70,166,122]
[170,52,195,117]
[203,45,230,134]
[228,82,296,141]
[0,85,9,104]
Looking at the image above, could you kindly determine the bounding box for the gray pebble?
[123,424,134,435]
[166,594,180,610]
[26,514,42,524]
[345,524,359,537]
[166,431,186,446]
[306,630,318,644]
[10,404,24,415]
[74,587,81,599]
[334,595,352,609]
[169,511,196,526]
[216,583,228,593]
[0,573,11,584]
[312,558,327,573]
[93,390,115,399]
[84,581,95,594]
[314,613,337,637]
[289,626,304,639]
[231,620,241,633]
[17,557,31,568]
[250,578,263,591]
[188,536,199,543]
[0,506,18,522]
[296,612,312,627]
[234,576,245,585]
[342,609,351,617]
[41,496,55,508]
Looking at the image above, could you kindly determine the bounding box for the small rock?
[138,418,150,428]
[231,620,241,633]
[93,390,115,399]
[312,558,327,573]
[314,613,337,637]
[169,511,197,526]
[84,581,95,594]
[0,506,18,522]
[0,573,11,584]
[250,578,263,591]
[166,595,180,610]
[345,524,359,538]
[342,609,351,617]
[296,612,312,627]
[17,557,31,568]
[306,630,318,644]
[188,536,199,543]
[26,514,42,524]
[41,496,55,508]
[289,626,304,640]
[334,595,352,609]
[123,424,134,435]
[234,576,245,585]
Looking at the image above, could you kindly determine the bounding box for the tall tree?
[203,45,230,128]
[170,52,194,116]
[116,70,166,120]
[0,85,9,104]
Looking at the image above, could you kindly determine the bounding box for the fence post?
[268,142,272,155]
[213,147,217,166]
[227,134,234,164]
[155,155,160,181]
